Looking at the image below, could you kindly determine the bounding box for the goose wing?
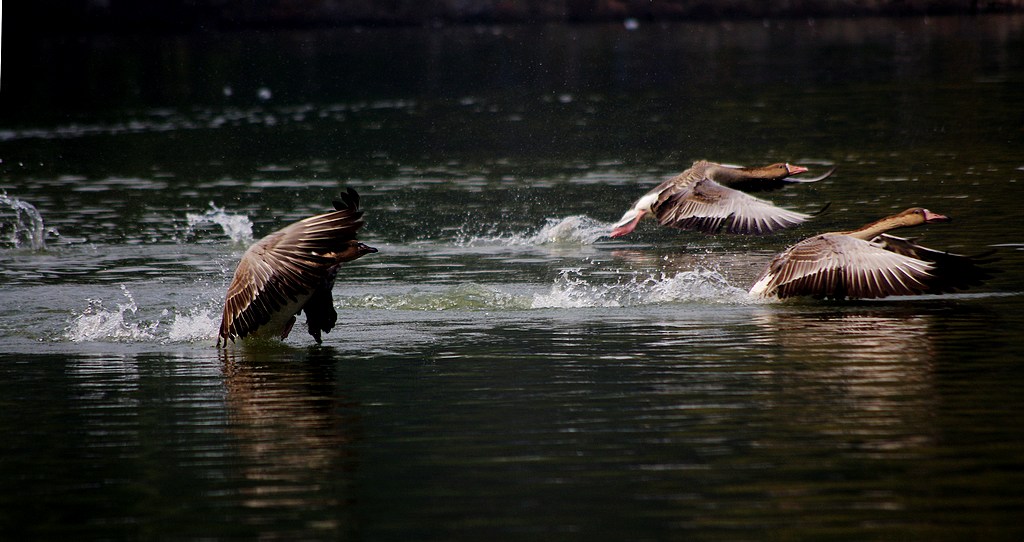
[876,234,998,293]
[218,191,365,345]
[647,161,710,206]
[654,178,814,234]
[750,234,938,299]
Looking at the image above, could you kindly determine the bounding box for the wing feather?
[654,178,812,234]
[750,234,943,299]
[875,234,998,293]
[218,201,366,345]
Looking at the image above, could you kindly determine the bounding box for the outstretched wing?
[654,178,815,234]
[876,234,998,293]
[750,234,938,299]
[218,190,365,345]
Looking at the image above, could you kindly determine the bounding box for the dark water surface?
[3,15,1024,540]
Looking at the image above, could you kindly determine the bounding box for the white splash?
[340,267,752,312]
[531,267,751,309]
[65,285,220,344]
[185,202,254,244]
[66,285,161,342]
[167,305,222,343]
[530,215,613,245]
[0,193,54,250]
[461,215,612,247]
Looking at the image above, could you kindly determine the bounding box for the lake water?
[2,15,1024,540]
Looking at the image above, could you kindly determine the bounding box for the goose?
[610,160,833,238]
[749,207,996,300]
[217,188,377,346]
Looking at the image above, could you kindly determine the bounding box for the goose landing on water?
[749,207,997,300]
[610,160,833,238]
[217,188,377,347]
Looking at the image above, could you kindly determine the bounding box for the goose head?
[899,207,951,227]
[329,240,378,262]
[610,191,660,238]
[756,163,808,177]
[850,207,951,240]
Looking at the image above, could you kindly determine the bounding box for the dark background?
[8,0,1024,33]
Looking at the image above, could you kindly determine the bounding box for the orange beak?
[786,164,809,176]
[610,210,647,238]
[922,210,951,223]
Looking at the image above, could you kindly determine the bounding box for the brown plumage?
[217,188,377,346]
[610,160,833,238]
[749,208,997,300]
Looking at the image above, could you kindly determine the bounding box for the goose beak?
[922,210,950,223]
[785,164,809,176]
[359,243,379,254]
[610,209,646,238]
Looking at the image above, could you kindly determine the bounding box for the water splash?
[0,193,53,250]
[530,215,613,245]
[57,267,752,345]
[340,267,752,312]
[460,215,612,247]
[65,284,220,344]
[185,202,254,244]
[66,285,161,342]
[531,267,752,309]
[167,305,221,343]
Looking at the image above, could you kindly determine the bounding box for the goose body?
[217,188,377,346]
[610,160,833,238]
[749,208,995,300]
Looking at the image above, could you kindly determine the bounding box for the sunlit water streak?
[0,100,421,142]
[20,199,1010,349]
[58,260,756,346]
[38,203,771,347]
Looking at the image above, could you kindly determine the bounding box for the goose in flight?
[749,207,996,300]
[610,160,833,238]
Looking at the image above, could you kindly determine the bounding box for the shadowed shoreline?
[10,0,1024,34]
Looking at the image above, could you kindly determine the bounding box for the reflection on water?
[220,347,360,538]
[751,306,936,364]
[751,308,938,456]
